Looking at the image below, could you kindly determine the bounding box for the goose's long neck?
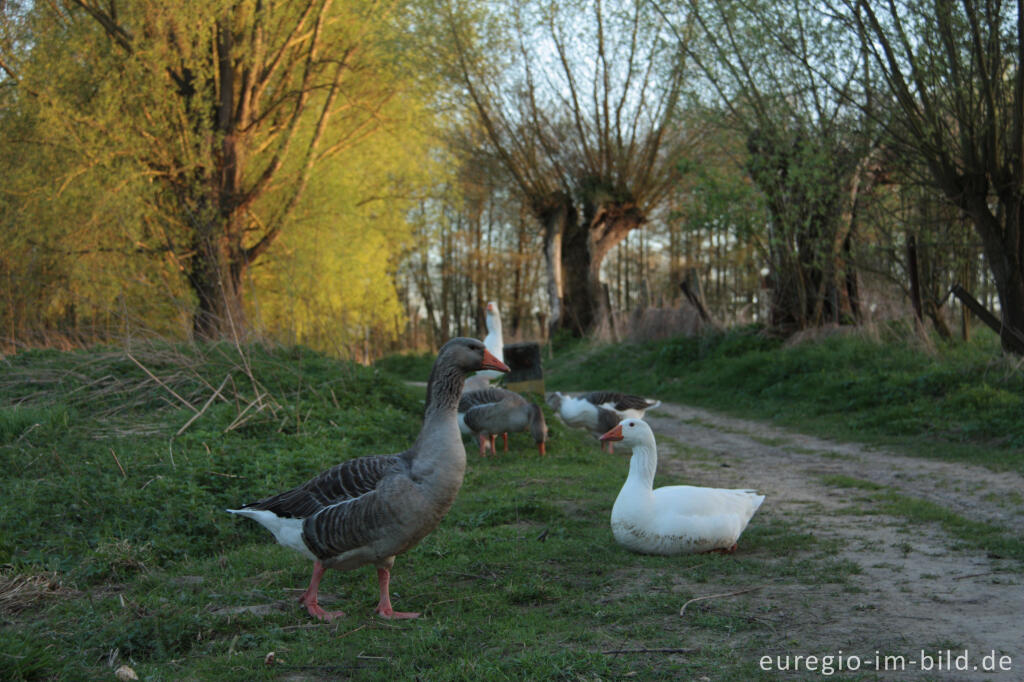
[415,363,465,458]
[624,440,658,492]
[423,363,463,417]
[488,313,502,339]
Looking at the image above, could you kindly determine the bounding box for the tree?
[843,0,1024,353]
[1,0,415,340]
[660,0,879,332]
[443,0,695,336]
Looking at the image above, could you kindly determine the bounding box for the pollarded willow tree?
[0,0,419,340]
[659,0,880,332]
[443,0,698,336]
[842,0,1024,354]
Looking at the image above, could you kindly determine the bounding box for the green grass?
[543,324,1024,474]
[821,475,1024,564]
[820,475,886,491]
[1,342,856,680]
[873,493,1024,563]
[371,350,436,382]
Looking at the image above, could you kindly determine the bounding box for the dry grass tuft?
[593,304,707,343]
[0,569,72,614]
[0,341,283,436]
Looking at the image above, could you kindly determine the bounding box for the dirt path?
[645,402,1023,680]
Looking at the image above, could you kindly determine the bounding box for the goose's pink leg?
[477,433,490,455]
[374,567,419,619]
[489,433,498,453]
[299,560,344,621]
[502,432,509,452]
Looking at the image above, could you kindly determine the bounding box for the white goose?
[546,391,661,452]
[600,418,764,555]
[471,301,505,386]
[227,338,509,621]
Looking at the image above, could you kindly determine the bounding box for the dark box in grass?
[504,342,544,395]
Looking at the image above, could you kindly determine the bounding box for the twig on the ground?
[603,647,700,655]
[126,351,198,413]
[109,448,127,478]
[679,585,765,617]
[335,624,366,640]
[176,375,230,435]
[279,623,328,631]
[206,471,245,479]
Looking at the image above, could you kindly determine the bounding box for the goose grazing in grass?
[600,418,764,555]
[545,391,661,452]
[472,301,505,386]
[227,337,509,621]
[458,387,548,456]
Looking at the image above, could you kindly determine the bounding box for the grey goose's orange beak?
[480,349,510,373]
[537,441,546,456]
[599,424,623,444]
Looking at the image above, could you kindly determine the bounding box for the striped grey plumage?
[458,387,515,412]
[581,391,659,412]
[241,455,402,521]
[460,388,547,448]
[230,337,499,600]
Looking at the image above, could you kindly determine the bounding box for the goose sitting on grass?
[227,337,509,621]
[458,387,548,455]
[600,418,764,555]
[546,390,661,452]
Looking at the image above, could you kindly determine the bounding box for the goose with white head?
[228,337,509,621]
[600,418,764,555]
[471,301,505,386]
[546,391,661,452]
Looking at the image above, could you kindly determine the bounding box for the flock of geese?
[228,302,764,621]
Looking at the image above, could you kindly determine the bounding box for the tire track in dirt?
[644,403,1023,679]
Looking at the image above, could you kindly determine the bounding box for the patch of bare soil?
[645,403,1024,680]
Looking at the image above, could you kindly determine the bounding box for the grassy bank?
[543,325,1024,475]
[2,342,857,680]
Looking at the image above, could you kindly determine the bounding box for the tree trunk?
[951,284,1024,353]
[188,228,248,341]
[558,201,643,337]
[907,233,925,328]
[534,194,573,338]
[560,217,594,335]
[963,196,1024,354]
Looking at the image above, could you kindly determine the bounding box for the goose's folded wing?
[459,387,511,411]
[302,468,421,558]
[581,390,622,406]
[463,403,496,431]
[242,453,403,519]
[609,393,658,411]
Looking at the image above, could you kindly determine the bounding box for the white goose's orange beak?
[599,424,623,443]
[480,349,510,373]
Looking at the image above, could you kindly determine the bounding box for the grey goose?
[228,337,509,620]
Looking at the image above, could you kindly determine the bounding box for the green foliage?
[0,0,444,348]
[374,350,438,381]
[0,628,56,681]
[548,326,1024,472]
